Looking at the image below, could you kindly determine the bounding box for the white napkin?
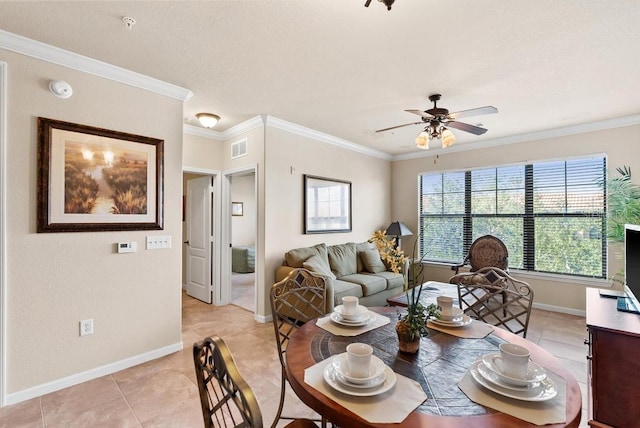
[458,366,567,426]
[316,310,390,336]
[427,319,494,339]
[304,356,427,424]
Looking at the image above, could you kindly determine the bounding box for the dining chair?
[270,268,328,428]
[451,235,509,274]
[449,267,534,337]
[193,335,317,428]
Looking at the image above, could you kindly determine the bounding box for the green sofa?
[275,242,407,311]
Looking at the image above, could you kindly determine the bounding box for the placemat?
[458,365,567,425]
[427,319,494,339]
[304,355,427,424]
[316,311,390,336]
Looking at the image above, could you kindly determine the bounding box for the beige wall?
[392,125,640,312]
[182,132,223,171]
[231,174,256,247]
[5,50,184,395]
[264,126,392,315]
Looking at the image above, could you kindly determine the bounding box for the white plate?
[330,312,374,327]
[476,359,541,391]
[470,361,557,402]
[430,314,473,328]
[324,361,397,397]
[334,369,386,389]
[482,353,547,387]
[438,307,464,321]
[434,315,464,325]
[334,304,369,321]
[332,353,386,384]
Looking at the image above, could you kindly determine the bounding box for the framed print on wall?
[304,174,352,234]
[232,202,244,216]
[37,117,164,232]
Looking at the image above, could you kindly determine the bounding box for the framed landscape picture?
[304,174,352,234]
[37,117,164,232]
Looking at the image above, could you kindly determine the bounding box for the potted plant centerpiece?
[370,229,439,353]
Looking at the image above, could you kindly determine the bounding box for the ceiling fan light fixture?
[441,128,456,147]
[415,131,429,150]
[196,113,220,128]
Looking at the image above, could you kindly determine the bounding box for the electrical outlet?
[80,319,93,336]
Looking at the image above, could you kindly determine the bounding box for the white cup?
[499,343,530,379]
[342,296,359,316]
[436,296,453,317]
[346,343,373,378]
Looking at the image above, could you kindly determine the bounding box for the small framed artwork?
[232,202,244,216]
[37,117,164,232]
[304,174,352,234]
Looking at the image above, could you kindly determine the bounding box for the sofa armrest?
[274,266,335,314]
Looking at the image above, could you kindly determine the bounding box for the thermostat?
[117,242,137,253]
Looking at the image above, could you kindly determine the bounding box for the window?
[419,156,606,278]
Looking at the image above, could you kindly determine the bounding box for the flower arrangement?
[370,228,439,350]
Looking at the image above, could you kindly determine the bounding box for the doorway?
[228,171,257,312]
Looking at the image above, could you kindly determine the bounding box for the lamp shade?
[196,113,220,128]
[386,221,413,237]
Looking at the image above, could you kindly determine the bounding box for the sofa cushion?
[360,249,387,273]
[355,241,374,272]
[339,274,387,296]
[302,254,336,280]
[285,243,328,268]
[332,279,363,304]
[328,243,357,277]
[369,271,405,290]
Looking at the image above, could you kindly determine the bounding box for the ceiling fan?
[376,94,498,149]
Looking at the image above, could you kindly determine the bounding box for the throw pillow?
[285,243,328,268]
[360,249,387,273]
[327,243,357,277]
[303,254,337,280]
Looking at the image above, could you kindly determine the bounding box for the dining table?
[285,306,582,427]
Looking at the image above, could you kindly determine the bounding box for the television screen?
[623,224,640,313]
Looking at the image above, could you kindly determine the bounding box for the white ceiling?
[1,1,639,156]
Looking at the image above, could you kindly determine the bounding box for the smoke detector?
[49,80,73,99]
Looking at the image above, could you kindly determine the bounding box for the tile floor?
[0,293,589,427]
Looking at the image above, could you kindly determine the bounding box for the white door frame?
[0,61,7,406]
[222,164,258,310]
[182,168,222,305]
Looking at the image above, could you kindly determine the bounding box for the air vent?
[231,139,247,159]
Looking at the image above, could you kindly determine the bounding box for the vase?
[395,321,420,353]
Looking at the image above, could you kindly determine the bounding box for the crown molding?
[183,116,264,141]
[265,116,392,161]
[0,29,193,101]
[393,114,640,161]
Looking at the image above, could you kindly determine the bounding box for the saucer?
[476,359,540,391]
[324,361,396,397]
[332,353,386,384]
[438,307,463,321]
[481,353,547,387]
[334,369,386,389]
[334,304,369,321]
[470,361,557,402]
[430,314,472,328]
[330,312,374,327]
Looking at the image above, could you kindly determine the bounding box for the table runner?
[427,319,494,339]
[458,366,567,425]
[304,355,427,423]
[316,311,390,336]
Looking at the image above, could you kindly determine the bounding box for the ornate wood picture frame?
[37,117,164,232]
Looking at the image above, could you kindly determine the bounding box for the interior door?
[186,176,214,303]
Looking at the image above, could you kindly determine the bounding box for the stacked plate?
[430,307,473,328]
[330,304,375,327]
[323,353,397,396]
[469,353,557,401]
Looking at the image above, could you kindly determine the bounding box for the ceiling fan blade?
[447,121,488,135]
[405,109,434,120]
[447,106,498,120]
[375,121,424,133]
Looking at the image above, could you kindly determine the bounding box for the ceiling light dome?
[196,113,220,129]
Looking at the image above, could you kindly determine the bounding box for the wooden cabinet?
[586,288,640,427]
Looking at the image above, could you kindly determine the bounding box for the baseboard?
[532,302,586,317]
[4,341,183,406]
[255,313,272,323]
